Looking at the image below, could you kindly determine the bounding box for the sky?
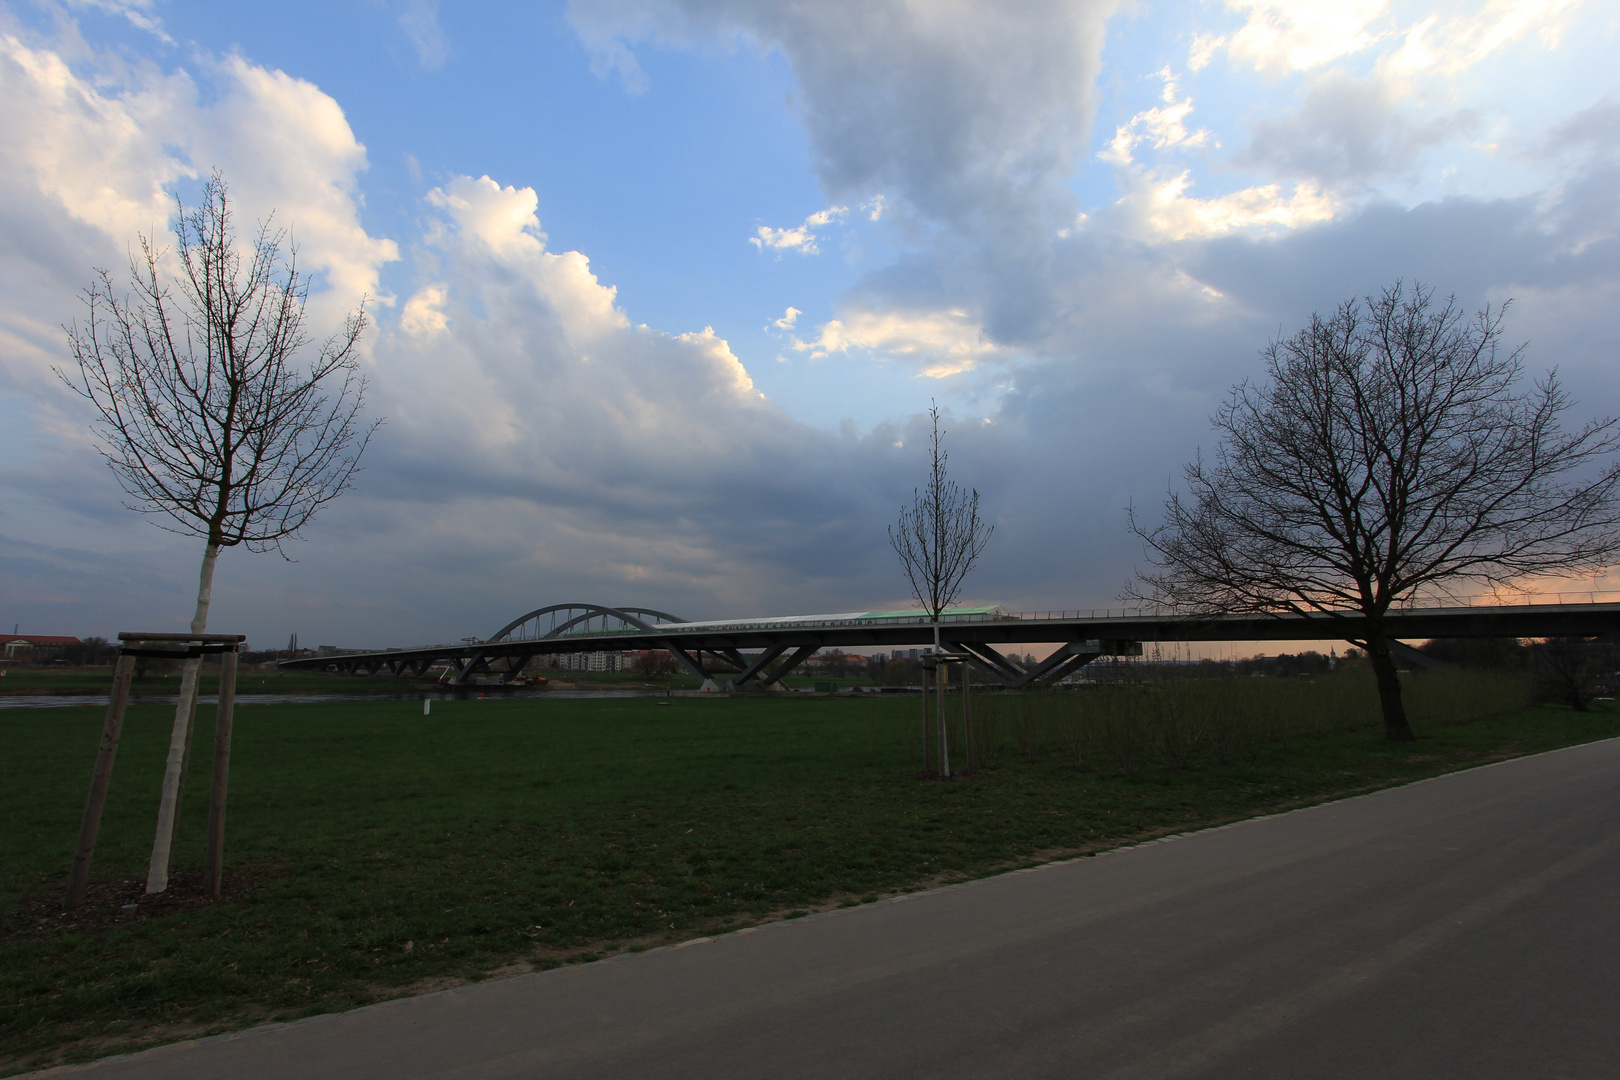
[1,0,1617,651]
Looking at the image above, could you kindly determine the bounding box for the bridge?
[278,600,1620,690]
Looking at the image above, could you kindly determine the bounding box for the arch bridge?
[278,600,1620,690]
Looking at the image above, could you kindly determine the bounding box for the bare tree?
[1131,282,1620,741]
[890,403,994,773]
[61,173,379,890]
[1531,637,1615,711]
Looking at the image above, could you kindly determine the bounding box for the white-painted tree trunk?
[145,542,219,894]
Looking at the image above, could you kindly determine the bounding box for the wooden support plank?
[64,653,136,910]
[963,660,974,774]
[921,664,931,773]
[205,648,238,896]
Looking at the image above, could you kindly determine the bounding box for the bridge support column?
[760,645,819,688]
[500,653,536,683]
[731,644,789,689]
[945,641,1025,687]
[1018,640,1143,686]
[1388,640,1450,670]
[449,652,496,685]
[662,646,713,688]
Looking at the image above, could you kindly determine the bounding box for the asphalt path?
[44,738,1620,1079]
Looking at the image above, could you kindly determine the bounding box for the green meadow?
[3,673,1617,1073]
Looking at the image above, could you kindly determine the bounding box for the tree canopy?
[1131,282,1620,739]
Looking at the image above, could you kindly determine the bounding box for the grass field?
[3,676,1617,1073]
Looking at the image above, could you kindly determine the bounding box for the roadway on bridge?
[52,738,1620,1080]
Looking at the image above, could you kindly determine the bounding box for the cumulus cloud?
[1210,0,1394,73]
[0,31,395,395]
[1100,70,1215,166]
[790,307,1013,377]
[1116,172,1339,241]
[0,27,403,638]
[355,174,929,623]
[749,205,845,254]
[1199,0,1580,78]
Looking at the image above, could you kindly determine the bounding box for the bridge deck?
[280,602,1620,688]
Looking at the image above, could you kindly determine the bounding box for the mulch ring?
[4,872,256,942]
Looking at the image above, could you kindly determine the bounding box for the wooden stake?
[204,647,238,896]
[921,665,931,773]
[963,663,973,775]
[64,653,136,910]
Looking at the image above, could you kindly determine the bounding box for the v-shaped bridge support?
[943,638,1143,687]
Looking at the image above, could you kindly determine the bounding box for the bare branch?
[888,402,995,621]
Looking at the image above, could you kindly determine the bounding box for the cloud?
[1116,172,1339,241]
[1535,99,1620,162]
[358,175,921,610]
[65,0,171,40]
[1201,0,1581,78]
[390,0,451,70]
[791,307,1013,377]
[1380,0,1580,79]
[568,0,1118,233]
[1099,69,1215,166]
[1214,0,1394,73]
[772,305,800,329]
[749,205,846,254]
[0,30,396,400]
[1236,72,1480,186]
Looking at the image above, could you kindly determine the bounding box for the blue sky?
[2,0,1617,649]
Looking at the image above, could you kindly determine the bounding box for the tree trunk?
[1364,628,1415,742]
[146,542,220,894]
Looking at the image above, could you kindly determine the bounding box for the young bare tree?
[890,403,994,773]
[1131,282,1620,740]
[61,173,379,890]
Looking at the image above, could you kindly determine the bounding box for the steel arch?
[487,604,687,643]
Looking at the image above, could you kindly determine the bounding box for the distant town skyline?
[2,0,1617,647]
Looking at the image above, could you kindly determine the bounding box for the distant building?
[1,634,81,661]
[557,651,627,672]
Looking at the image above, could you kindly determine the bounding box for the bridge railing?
[1005,591,1620,623]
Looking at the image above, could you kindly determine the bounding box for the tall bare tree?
[61,173,378,890]
[1131,282,1620,740]
[890,403,994,773]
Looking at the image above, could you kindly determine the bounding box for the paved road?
[46,739,1620,1079]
